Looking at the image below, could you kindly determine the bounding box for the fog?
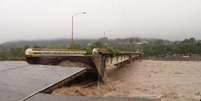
[0,0,201,43]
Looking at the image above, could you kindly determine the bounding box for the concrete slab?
[25,94,160,101]
[0,61,86,101]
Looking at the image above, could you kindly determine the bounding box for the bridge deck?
[0,61,86,101]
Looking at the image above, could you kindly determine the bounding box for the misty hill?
[0,39,96,49]
[0,37,151,49]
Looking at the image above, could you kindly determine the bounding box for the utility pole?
[70,12,87,48]
[71,16,74,47]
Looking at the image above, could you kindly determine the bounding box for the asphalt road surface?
[0,61,85,101]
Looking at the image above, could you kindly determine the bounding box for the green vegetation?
[141,38,201,57]
[85,41,119,56]
[69,43,82,50]
[0,48,25,60]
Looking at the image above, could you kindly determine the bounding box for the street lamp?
[71,12,87,48]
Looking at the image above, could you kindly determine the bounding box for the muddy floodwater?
[52,60,201,101]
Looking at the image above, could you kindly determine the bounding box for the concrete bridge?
[25,48,143,81]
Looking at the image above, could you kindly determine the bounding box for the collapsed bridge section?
[92,49,143,80]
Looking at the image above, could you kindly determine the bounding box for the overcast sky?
[0,0,201,43]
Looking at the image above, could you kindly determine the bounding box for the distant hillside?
[0,39,96,49]
[0,37,150,49]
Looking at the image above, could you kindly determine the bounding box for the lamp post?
[71,12,87,48]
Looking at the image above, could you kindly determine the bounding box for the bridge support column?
[92,50,107,82]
